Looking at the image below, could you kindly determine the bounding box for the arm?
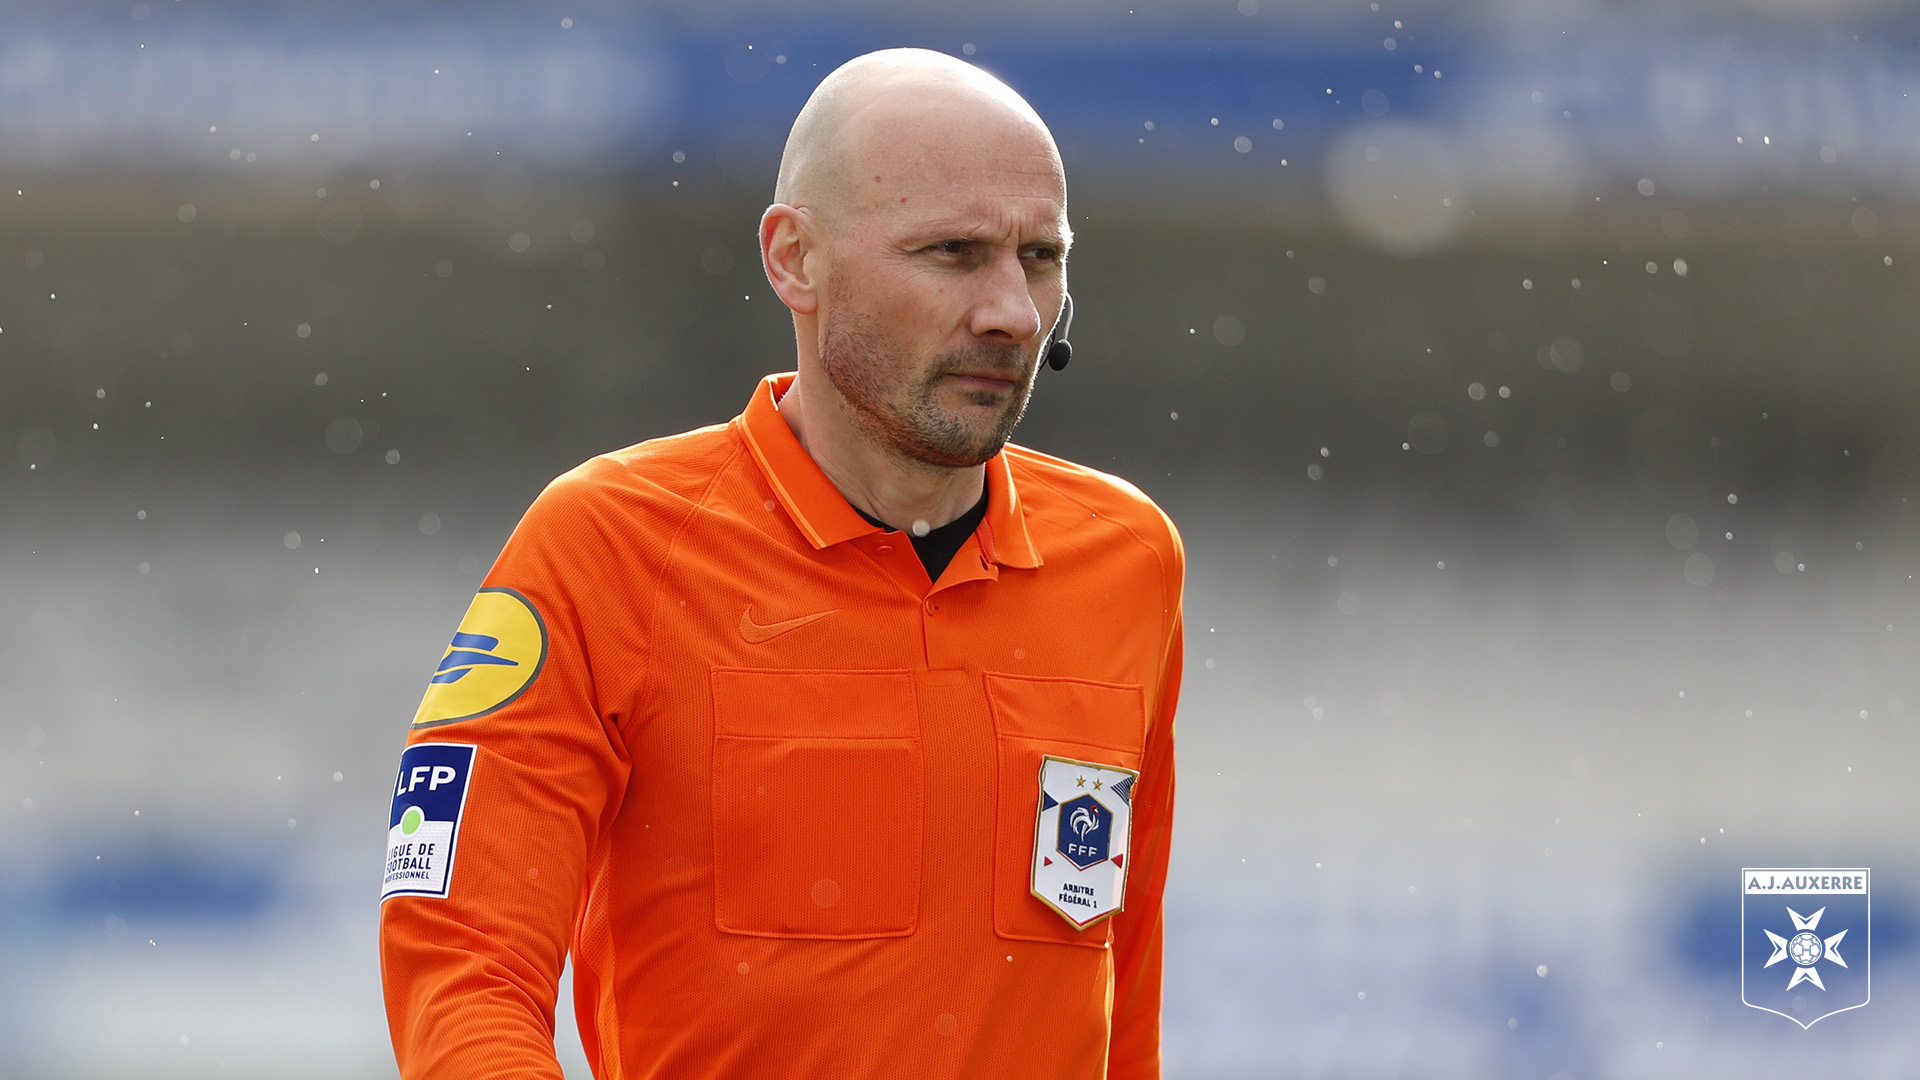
[1107,522,1185,1080]
[379,477,633,1079]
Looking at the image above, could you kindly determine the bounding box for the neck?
[777,371,987,532]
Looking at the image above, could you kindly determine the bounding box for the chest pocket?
[710,669,922,939]
[986,673,1147,949]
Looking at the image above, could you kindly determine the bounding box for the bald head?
[757,49,1072,492]
[774,49,1065,223]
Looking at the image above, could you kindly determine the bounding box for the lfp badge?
[382,743,477,901]
[1031,755,1137,929]
[1741,867,1870,1028]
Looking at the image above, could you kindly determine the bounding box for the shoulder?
[528,423,740,521]
[502,423,746,572]
[1003,443,1183,579]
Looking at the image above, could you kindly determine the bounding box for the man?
[380,49,1184,1080]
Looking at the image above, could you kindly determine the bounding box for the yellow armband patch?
[411,587,548,727]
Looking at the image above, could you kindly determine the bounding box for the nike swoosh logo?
[740,607,838,644]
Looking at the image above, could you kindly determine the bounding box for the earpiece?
[1043,293,1075,371]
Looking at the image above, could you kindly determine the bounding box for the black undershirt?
[854,490,990,582]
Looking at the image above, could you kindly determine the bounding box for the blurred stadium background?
[4,1,1920,1076]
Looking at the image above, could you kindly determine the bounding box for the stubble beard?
[818,300,1034,469]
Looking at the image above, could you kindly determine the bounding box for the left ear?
[760,204,820,316]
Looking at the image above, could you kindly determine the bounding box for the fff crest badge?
[1741,867,1870,1028]
[1031,755,1137,929]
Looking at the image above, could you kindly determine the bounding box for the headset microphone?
[1043,292,1075,371]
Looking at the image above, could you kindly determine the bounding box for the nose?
[968,249,1044,345]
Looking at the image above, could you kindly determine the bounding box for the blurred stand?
[4,2,1920,1077]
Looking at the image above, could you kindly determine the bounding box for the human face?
[814,115,1069,468]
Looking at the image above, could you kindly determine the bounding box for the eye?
[1022,245,1061,263]
[931,239,973,255]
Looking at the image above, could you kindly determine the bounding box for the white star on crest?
[1761,906,1849,991]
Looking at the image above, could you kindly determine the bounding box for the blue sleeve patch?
[382,743,477,901]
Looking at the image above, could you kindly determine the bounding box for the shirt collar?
[735,373,1041,570]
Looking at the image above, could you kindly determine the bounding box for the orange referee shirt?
[379,373,1184,1080]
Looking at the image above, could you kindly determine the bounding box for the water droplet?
[1684,553,1715,587]
[324,417,363,454]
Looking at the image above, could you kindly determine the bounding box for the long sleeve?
[379,475,634,1079]
[1106,522,1184,1080]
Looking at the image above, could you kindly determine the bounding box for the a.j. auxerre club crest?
[1741,867,1870,1028]
[1032,755,1138,928]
